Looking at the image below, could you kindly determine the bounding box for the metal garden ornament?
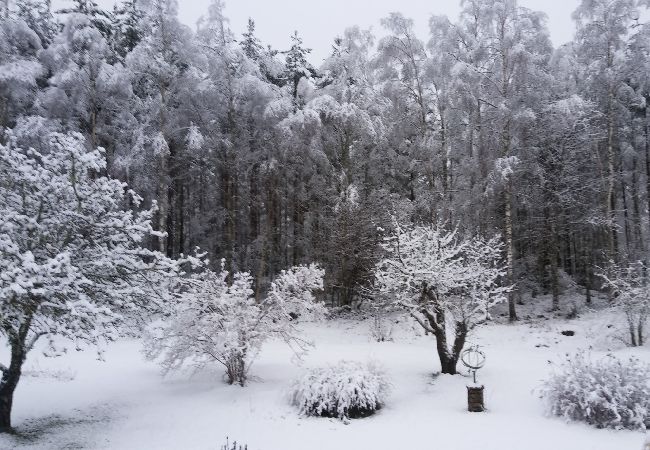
[461,345,487,412]
[461,345,486,384]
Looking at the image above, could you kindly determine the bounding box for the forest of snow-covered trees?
[3,0,650,315]
[2,0,650,448]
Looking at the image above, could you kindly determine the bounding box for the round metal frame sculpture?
[460,345,486,384]
[461,345,487,412]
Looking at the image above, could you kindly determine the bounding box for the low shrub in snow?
[369,307,393,342]
[541,351,650,430]
[290,361,390,420]
[599,262,649,347]
[221,438,247,450]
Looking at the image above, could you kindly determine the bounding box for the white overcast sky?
[54,0,581,64]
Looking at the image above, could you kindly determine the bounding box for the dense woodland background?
[3,0,650,320]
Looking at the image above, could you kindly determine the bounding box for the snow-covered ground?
[1,298,648,450]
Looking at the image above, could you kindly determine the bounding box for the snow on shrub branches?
[541,352,650,430]
[599,262,649,347]
[290,361,390,420]
[145,262,325,386]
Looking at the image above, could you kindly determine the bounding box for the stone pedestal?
[467,385,485,412]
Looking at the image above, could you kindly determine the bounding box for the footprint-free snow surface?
[1,307,648,450]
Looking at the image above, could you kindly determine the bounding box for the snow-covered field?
[1,302,648,450]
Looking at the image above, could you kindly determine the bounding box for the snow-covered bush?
[370,310,393,342]
[221,438,248,450]
[599,262,649,347]
[541,352,650,430]
[291,361,390,420]
[145,263,325,386]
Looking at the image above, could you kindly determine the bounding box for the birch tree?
[573,0,649,261]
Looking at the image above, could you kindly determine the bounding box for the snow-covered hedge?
[291,361,390,420]
[541,352,650,430]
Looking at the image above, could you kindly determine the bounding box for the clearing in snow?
[0,298,647,450]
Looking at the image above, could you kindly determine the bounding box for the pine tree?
[15,0,56,46]
[284,30,314,101]
[57,0,114,40]
[112,0,144,59]
[241,18,263,60]
[239,18,284,86]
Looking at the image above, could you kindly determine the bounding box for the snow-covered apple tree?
[0,131,179,432]
[145,263,325,386]
[374,220,510,374]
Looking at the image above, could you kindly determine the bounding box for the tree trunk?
[638,318,644,347]
[430,319,466,375]
[440,112,449,198]
[584,231,593,305]
[643,95,650,241]
[630,153,643,257]
[0,337,28,433]
[155,74,169,252]
[620,162,632,259]
[438,351,458,375]
[434,329,457,375]
[505,183,517,321]
[435,330,466,375]
[629,318,638,347]
[606,85,618,261]
[550,256,559,312]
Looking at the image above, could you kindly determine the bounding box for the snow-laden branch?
[598,261,650,347]
[374,219,511,374]
[0,130,180,363]
[144,262,325,386]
